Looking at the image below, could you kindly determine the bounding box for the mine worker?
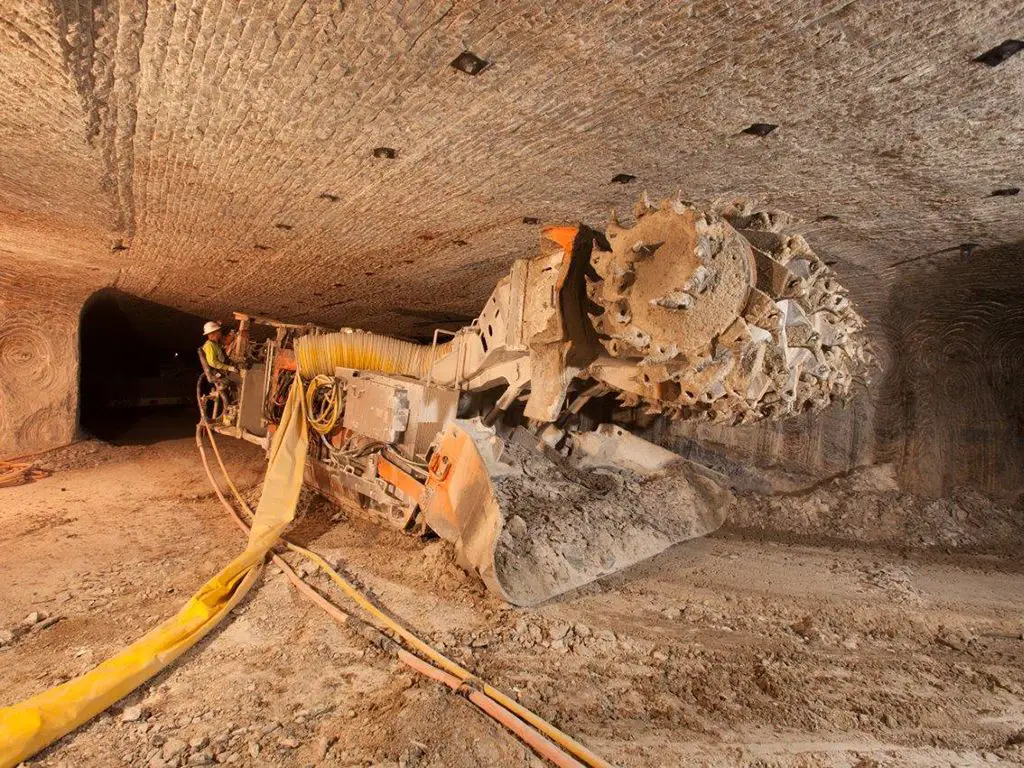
[201,321,238,374]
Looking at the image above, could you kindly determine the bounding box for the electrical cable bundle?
[265,369,295,423]
[304,374,341,435]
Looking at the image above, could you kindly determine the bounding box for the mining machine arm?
[203,197,872,605]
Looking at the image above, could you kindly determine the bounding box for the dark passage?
[79,289,206,444]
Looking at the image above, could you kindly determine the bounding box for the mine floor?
[2,435,1023,767]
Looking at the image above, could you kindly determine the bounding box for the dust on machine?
[198,197,872,606]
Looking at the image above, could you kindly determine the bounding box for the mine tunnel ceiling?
[0,3,1022,335]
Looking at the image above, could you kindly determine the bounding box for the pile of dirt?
[490,438,730,605]
[31,439,145,474]
[729,463,1024,554]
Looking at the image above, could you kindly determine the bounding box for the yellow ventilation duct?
[294,330,450,380]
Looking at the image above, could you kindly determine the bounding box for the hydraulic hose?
[0,444,70,488]
[194,425,351,628]
[304,375,341,435]
[195,414,615,768]
[0,460,50,488]
[398,650,586,768]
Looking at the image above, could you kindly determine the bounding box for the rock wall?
[1,1,1023,479]
[873,243,1024,500]
[648,389,875,491]
[0,289,84,458]
[0,2,116,457]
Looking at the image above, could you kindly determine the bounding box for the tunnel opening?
[78,289,207,444]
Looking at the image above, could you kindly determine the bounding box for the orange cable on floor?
[196,419,616,768]
[0,460,50,488]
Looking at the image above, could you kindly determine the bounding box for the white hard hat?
[203,321,222,336]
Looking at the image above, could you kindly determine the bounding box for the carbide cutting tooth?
[633,191,654,219]
[606,209,622,237]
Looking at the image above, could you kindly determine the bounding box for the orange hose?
[0,441,83,464]
[398,650,587,768]
[195,422,613,768]
[0,460,50,488]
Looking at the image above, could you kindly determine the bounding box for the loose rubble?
[729,463,1024,554]
[2,437,1022,767]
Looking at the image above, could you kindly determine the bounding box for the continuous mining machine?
[202,197,872,605]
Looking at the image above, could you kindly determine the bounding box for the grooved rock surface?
[0,297,80,456]
[1,0,1023,489]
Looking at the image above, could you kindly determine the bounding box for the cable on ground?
[0,460,50,488]
[195,410,615,768]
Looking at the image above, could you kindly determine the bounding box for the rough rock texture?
[1,1,1023,486]
[0,291,86,457]
[3,438,1023,767]
[727,463,1024,553]
[874,245,1024,499]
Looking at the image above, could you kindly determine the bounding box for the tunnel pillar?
[0,291,82,458]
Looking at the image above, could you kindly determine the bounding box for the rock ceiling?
[2,0,1021,338]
